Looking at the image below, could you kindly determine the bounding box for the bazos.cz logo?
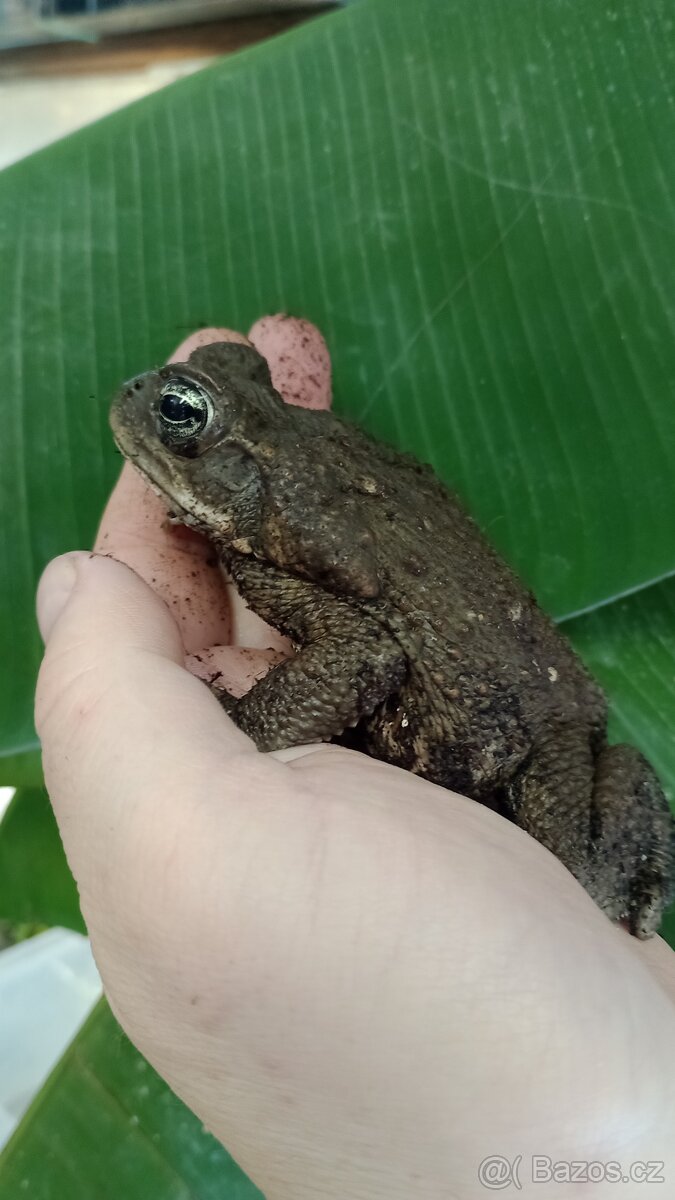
[478,1154,665,1189]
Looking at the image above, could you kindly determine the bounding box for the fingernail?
[36,552,88,643]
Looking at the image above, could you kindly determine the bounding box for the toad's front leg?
[213,556,407,752]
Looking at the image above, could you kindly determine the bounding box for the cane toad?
[110,341,675,937]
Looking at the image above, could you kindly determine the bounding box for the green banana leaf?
[1,0,674,1193]
[2,0,675,779]
[0,788,84,933]
[0,999,262,1200]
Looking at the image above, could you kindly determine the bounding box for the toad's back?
[305,412,607,798]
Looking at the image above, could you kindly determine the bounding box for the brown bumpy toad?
[110,341,675,938]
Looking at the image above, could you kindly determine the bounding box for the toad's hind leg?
[502,726,675,937]
[588,745,674,936]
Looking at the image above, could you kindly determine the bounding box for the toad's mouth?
[110,423,221,536]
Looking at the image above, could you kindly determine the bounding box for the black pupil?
[160,393,200,425]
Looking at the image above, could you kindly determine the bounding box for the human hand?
[35,317,675,1199]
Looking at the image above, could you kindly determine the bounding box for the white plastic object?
[0,927,102,1149]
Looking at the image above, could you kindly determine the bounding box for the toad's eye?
[157,377,212,443]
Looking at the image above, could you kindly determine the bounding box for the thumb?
[35,552,258,935]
